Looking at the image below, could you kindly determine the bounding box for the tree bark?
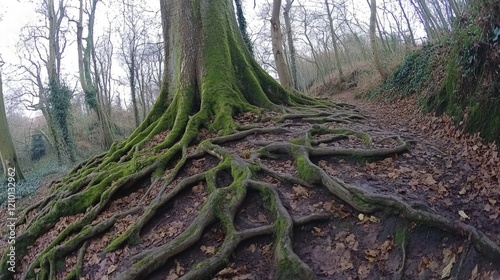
[370,0,389,80]
[77,0,114,149]
[47,0,76,164]
[271,0,293,90]
[0,71,25,181]
[283,0,298,89]
[324,0,346,82]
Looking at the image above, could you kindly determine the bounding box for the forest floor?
[1,89,500,279]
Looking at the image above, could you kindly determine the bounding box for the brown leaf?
[200,245,216,255]
[471,265,479,280]
[248,244,256,253]
[357,263,371,279]
[441,256,455,279]
[107,265,117,274]
[424,174,437,186]
[458,187,467,195]
[484,204,491,212]
[292,185,309,198]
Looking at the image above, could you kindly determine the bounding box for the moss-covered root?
[249,181,316,280]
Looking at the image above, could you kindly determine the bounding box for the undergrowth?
[370,0,500,143]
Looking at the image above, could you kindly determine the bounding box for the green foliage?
[48,81,72,132]
[426,0,500,142]
[234,0,253,55]
[84,87,98,109]
[47,81,76,160]
[370,45,434,97]
[372,0,500,143]
[30,133,46,161]
[0,154,65,205]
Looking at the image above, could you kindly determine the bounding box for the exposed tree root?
[2,105,499,280]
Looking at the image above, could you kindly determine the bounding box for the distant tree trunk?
[370,0,389,80]
[283,0,298,89]
[47,0,76,164]
[398,0,416,46]
[324,0,346,82]
[271,0,293,89]
[77,0,114,149]
[129,53,140,127]
[411,0,439,40]
[0,71,25,181]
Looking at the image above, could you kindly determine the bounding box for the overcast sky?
[0,1,39,65]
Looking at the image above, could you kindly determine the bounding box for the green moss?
[289,138,306,145]
[466,100,500,142]
[275,256,316,280]
[294,156,318,183]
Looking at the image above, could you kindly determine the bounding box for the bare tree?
[324,0,346,82]
[370,0,389,80]
[116,0,153,127]
[9,0,76,164]
[76,0,114,148]
[283,0,298,89]
[271,0,293,89]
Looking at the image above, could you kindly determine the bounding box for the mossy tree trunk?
[76,0,114,149]
[0,71,25,181]
[47,0,77,164]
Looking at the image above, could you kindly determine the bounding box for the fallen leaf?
[312,227,325,237]
[200,245,216,255]
[217,267,236,276]
[369,215,380,223]
[471,265,479,280]
[107,265,117,274]
[484,204,491,212]
[248,244,256,253]
[441,256,455,279]
[424,174,437,186]
[358,213,365,221]
[458,210,470,219]
[357,263,371,279]
[293,185,309,198]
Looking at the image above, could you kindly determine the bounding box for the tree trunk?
[77,0,114,149]
[398,0,416,46]
[47,0,76,164]
[271,0,293,90]
[370,0,389,80]
[0,71,25,181]
[283,0,298,89]
[324,0,346,82]
[129,53,140,127]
